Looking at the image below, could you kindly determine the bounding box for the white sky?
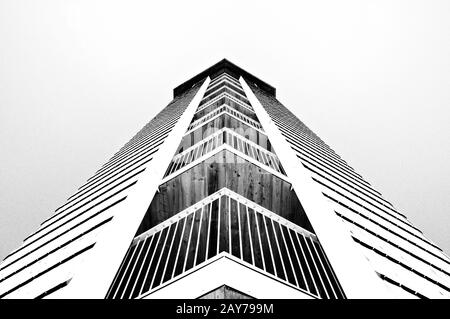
[0,0,449,260]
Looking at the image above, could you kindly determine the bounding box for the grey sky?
[0,0,449,261]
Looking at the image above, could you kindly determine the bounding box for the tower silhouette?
[1,59,449,299]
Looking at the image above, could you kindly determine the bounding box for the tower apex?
[173,58,276,98]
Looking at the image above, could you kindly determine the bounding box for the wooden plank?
[136,150,314,236]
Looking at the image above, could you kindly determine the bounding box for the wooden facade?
[177,114,272,154]
[136,150,312,236]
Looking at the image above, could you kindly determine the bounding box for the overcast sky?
[0,0,449,260]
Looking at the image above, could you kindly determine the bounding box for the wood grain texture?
[177,114,271,154]
[198,284,254,299]
[135,150,313,236]
[193,96,258,121]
